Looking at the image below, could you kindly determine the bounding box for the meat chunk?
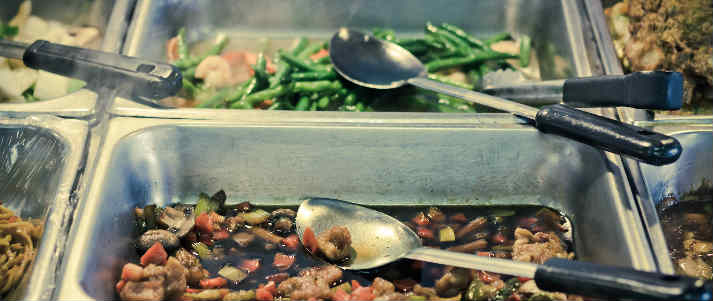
[371,277,407,300]
[138,230,180,252]
[118,257,187,301]
[277,265,342,300]
[518,280,567,301]
[435,268,471,298]
[174,248,207,286]
[512,228,572,264]
[316,226,352,262]
[677,256,713,280]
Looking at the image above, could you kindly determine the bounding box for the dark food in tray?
[164,23,532,111]
[0,203,43,298]
[115,190,584,301]
[657,181,713,280]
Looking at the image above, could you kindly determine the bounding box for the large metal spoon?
[296,197,711,301]
[329,28,681,166]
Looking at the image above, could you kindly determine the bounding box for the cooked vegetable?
[138,229,180,252]
[439,226,456,242]
[140,242,168,266]
[218,265,248,283]
[192,242,212,259]
[195,190,226,216]
[240,209,271,225]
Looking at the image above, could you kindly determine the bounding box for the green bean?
[425,51,517,72]
[297,42,326,59]
[309,101,318,111]
[426,22,471,56]
[237,77,259,103]
[519,35,532,67]
[252,53,270,87]
[197,88,230,108]
[355,102,365,112]
[295,95,311,111]
[343,93,357,106]
[484,32,512,46]
[175,35,229,69]
[293,80,341,94]
[225,78,256,107]
[290,37,309,55]
[372,28,396,41]
[231,85,288,108]
[315,56,331,65]
[427,73,474,90]
[290,71,337,81]
[279,50,327,72]
[317,95,330,109]
[269,60,291,88]
[182,66,196,79]
[439,23,485,49]
[176,28,190,60]
[467,69,481,88]
[181,78,200,97]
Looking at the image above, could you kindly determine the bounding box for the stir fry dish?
[0,1,99,102]
[116,190,582,301]
[163,23,531,111]
[657,182,713,280]
[0,203,44,298]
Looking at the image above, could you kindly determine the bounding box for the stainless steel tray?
[0,115,88,300]
[625,118,713,274]
[57,113,655,300]
[0,0,131,118]
[113,0,600,118]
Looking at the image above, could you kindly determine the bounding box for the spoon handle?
[404,247,537,278]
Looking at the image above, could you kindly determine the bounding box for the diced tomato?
[351,280,361,289]
[416,227,434,240]
[332,288,350,301]
[491,232,506,244]
[476,251,493,257]
[121,263,144,281]
[265,272,290,283]
[185,288,201,293]
[303,227,319,253]
[273,253,296,271]
[240,258,261,273]
[477,271,499,284]
[140,242,168,266]
[350,286,374,301]
[281,234,299,251]
[261,281,277,295]
[449,213,468,223]
[517,277,531,283]
[212,230,230,241]
[310,49,329,61]
[115,280,126,294]
[412,212,430,226]
[200,277,227,289]
[195,213,213,233]
[255,286,273,301]
[508,293,523,301]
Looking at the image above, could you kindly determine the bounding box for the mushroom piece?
[435,268,471,298]
[159,206,195,238]
[138,229,180,252]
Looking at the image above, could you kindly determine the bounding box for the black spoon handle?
[22,40,182,100]
[535,104,681,166]
[563,71,683,110]
[536,258,712,301]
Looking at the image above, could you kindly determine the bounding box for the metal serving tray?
[113,0,598,118]
[0,115,88,300]
[57,113,655,300]
[625,118,713,274]
[0,0,131,118]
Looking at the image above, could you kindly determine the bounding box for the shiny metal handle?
[404,247,537,278]
[483,79,564,106]
[408,76,540,119]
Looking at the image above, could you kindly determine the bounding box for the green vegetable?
[239,209,270,225]
[317,95,330,109]
[184,289,223,301]
[175,34,229,69]
[290,37,309,56]
[440,23,485,49]
[192,242,212,259]
[269,60,291,88]
[519,35,532,67]
[496,278,521,301]
[181,78,201,98]
[484,32,512,46]
[21,86,39,102]
[218,265,248,282]
[252,53,269,87]
[194,191,224,216]
[427,73,474,90]
[291,71,337,81]
[407,295,427,301]
[279,50,327,72]
[439,226,456,242]
[0,22,19,39]
[293,80,341,94]
[298,41,327,59]
[426,22,472,56]
[425,51,517,72]
[464,279,498,301]
[295,95,311,111]
[197,88,230,108]
[330,282,352,294]
[238,85,289,107]
[176,28,190,60]
[223,290,256,301]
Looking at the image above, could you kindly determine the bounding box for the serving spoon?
[296,197,711,301]
[328,28,681,166]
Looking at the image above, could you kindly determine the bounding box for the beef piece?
[232,232,256,248]
[174,248,206,286]
[277,265,343,300]
[677,256,712,280]
[138,230,180,252]
[164,257,187,298]
[316,226,352,262]
[120,280,165,301]
[119,258,187,301]
[435,268,471,298]
[512,228,572,264]
[372,277,407,300]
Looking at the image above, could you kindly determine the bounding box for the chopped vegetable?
[303,227,319,253]
[239,209,271,225]
[223,290,256,301]
[183,289,223,301]
[195,190,225,216]
[218,265,248,283]
[273,253,295,271]
[281,234,299,251]
[240,258,261,273]
[192,242,212,259]
[195,213,213,233]
[140,242,167,266]
[330,282,352,294]
[200,277,228,289]
[439,226,456,242]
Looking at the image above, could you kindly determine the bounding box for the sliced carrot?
[449,213,468,223]
[351,280,361,289]
[195,213,213,233]
[476,251,493,257]
[185,288,201,293]
[262,281,277,295]
[517,277,531,283]
[115,280,126,294]
[212,230,230,241]
[265,272,290,283]
[281,234,299,251]
[303,227,319,253]
[140,242,167,266]
[120,263,143,281]
[310,49,329,61]
[255,286,273,301]
[273,253,296,271]
[350,286,374,301]
[199,277,227,289]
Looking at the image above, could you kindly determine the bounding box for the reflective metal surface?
[0,0,129,118]
[629,119,713,274]
[57,114,655,300]
[114,0,600,118]
[0,115,88,300]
